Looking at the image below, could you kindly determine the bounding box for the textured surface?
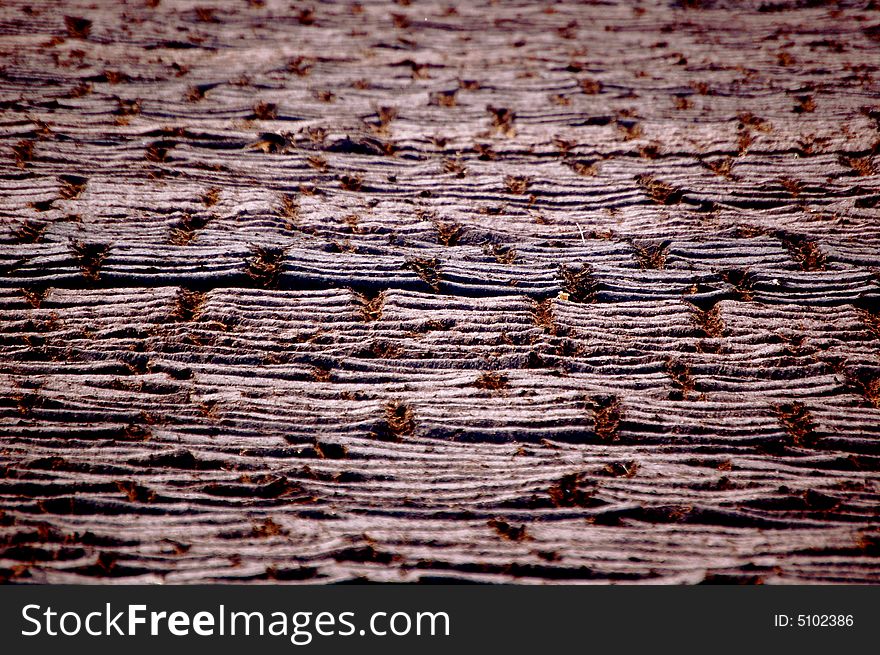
[1,0,879,584]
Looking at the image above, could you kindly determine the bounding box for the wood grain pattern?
[1,0,879,583]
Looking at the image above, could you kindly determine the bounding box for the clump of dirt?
[474,371,509,391]
[487,518,530,541]
[251,517,288,538]
[333,544,395,564]
[488,244,516,264]
[185,86,205,102]
[737,111,772,132]
[839,155,876,176]
[719,268,757,301]
[368,106,397,136]
[429,89,457,107]
[288,56,314,76]
[774,402,818,447]
[246,246,284,288]
[339,173,364,191]
[779,177,804,197]
[702,156,736,179]
[689,302,725,338]
[598,460,639,478]
[474,143,496,160]
[617,120,643,141]
[252,101,278,120]
[64,16,92,39]
[587,394,621,441]
[278,193,299,227]
[201,187,221,207]
[20,287,48,309]
[441,157,466,177]
[579,78,602,94]
[249,133,289,154]
[145,141,172,163]
[306,154,327,171]
[566,159,598,176]
[306,441,346,462]
[12,140,34,169]
[70,241,110,280]
[116,480,156,503]
[844,368,880,408]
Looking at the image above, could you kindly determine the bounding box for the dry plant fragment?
[839,155,876,176]
[172,288,206,322]
[12,140,34,169]
[487,105,516,137]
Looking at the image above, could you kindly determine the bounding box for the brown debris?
[636,174,682,204]
[487,105,516,137]
[352,289,385,322]
[12,140,34,169]
[171,288,206,322]
[64,16,92,39]
[774,402,818,447]
[58,175,87,200]
[474,371,509,391]
[631,240,669,270]
[558,264,598,303]
[504,175,531,195]
[487,518,530,541]
[245,246,285,288]
[70,241,110,280]
[252,101,278,120]
[664,357,696,400]
[548,472,597,508]
[372,400,415,441]
[587,394,622,441]
[13,220,47,244]
[404,257,441,291]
